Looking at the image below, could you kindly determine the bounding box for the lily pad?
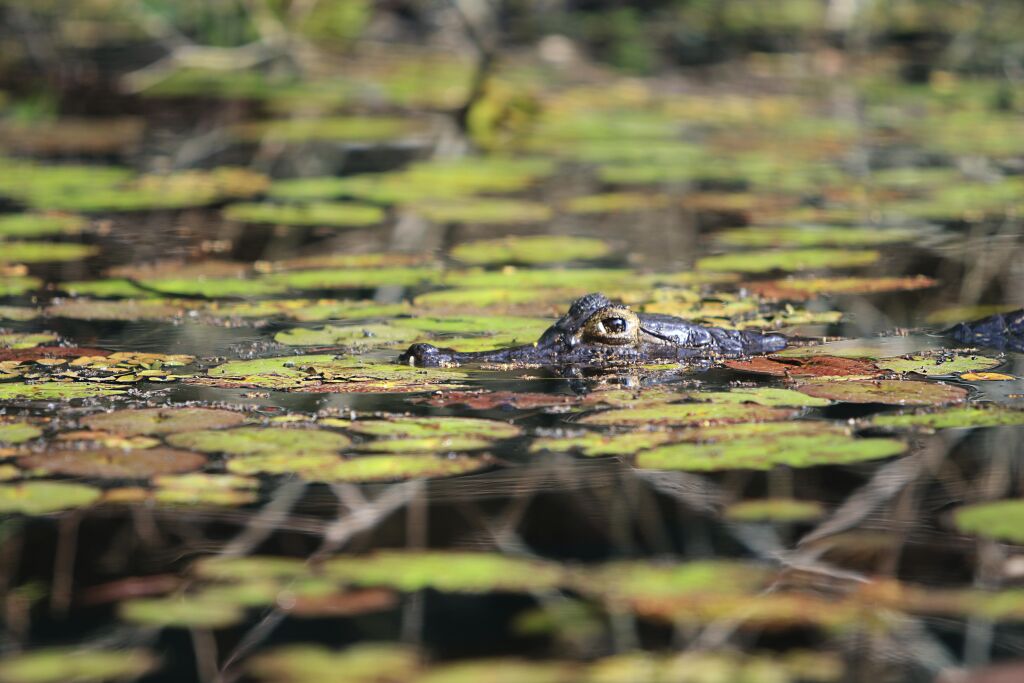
[636,432,906,471]
[0,306,39,321]
[876,352,1003,377]
[167,426,350,456]
[562,192,671,214]
[0,332,58,349]
[0,242,98,264]
[796,379,967,406]
[724,498,825,523]
[412,199,552,225]
[18,447,207,479]
[715,225,917,247]
[450,236,611,265]
[152,473,259,507]
[248,644,418,683]
[0,213,86,238]
[119,596,244,629]
[0,382,128,400]
[274,323,420,347]
[684,387,831,407]
[323,551,564,593]
[225,453,343,476]
[303,454,492,482]
[747,276,938,301]
[346,416,521,440]
[724,355,882,379]
[0,647,156,683]
[224,201,385,228]
[696,249,880,273]
[954,500,1024,544]
[0,481,101,514]
[0,277,41,297]
[265,267,440,291]
[0,421,42,444]
[580,403,796,426]
[81,407,248,436]
[869,405,1024,430]
[530,430,682,458]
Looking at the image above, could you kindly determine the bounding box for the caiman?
[399,292,1024,368]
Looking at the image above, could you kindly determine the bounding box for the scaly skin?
[399,293,1024,368]
[399,292,787,368]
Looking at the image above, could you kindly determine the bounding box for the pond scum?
[0,1,1023,682]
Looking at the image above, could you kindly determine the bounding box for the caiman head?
[399,292,787,368]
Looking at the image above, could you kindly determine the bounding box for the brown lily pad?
[796,379,967,406]
[0,346,110,363]
[18,447,207,479]
[724,355,882,379]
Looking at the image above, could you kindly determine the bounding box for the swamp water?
[0,53,1023,683]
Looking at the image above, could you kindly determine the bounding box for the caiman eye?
[602,317,627,334]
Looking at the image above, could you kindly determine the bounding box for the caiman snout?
[399,343,452,367]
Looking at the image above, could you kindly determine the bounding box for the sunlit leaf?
[81,407,248,436]
[0,481,101,514]
[796,379,967,406]
[697,249,880,273]
[450,236,611,265]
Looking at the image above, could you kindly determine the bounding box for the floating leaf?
[747,275,938,301]
[167,427,350,456]
[81,408,248,436]
[876,352,1003,377]
[248,644,418,683]
[954,500,1024,544]
[724,498,825,523]
[0,647,156,683]
[0,306,40,321]
[119,596,244,629]
[225,452,343,476]
[0,213,85,238]
[0,382,128,400]
[18,447,207,479]
[302,454,491,482]
[696,249,880,273]
[450,236,611,265]
[531,430,681,458]
[345,416,522,440]
[869,405,1024,430]
[580,560,769,603]
[152,473,259,507]
[0,481,101,514]
[412,199,552,224]
[562,192,671,214]
[0,277,41,297]
[580,403,796,426]
[684,387,831,407]
[715,225,917,247]
[224,201,385,228]
[323,551,564,593]
[265,267,440,291]
[0,332,57,349]
[0,242,98,265]
[0,421,42,445]
[796,379,967,406]
[636,432,906,471]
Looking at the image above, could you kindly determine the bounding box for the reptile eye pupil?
[604,317,627,334]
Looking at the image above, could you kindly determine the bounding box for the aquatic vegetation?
[223,201,386,228]
[696,248,881,273]
[450,235,611,265]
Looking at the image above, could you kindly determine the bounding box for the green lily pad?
[167,426,350,456]
[119,596,244,629]
[444,268,636,291]
[636,432,906,471]
[248,644,418,683]
[81,407,248,436]
[0,277,41,297]
[136,277,288,299]
[869,405,1024,430]
[580,403,796,426]
[58,279,153,299]
[724,498,825,523]
[0,421,42,444]
[876,352,1003,377]
[224,201,386,228]
[579,560,769,602]
[0,213,86,238]
[0,332,58,349]
[355,436,494,454]
[152,473,259,507]
[346,416,521,440]
[18,447,207,479]
[696,249,880,273]
[323,551,563,592]
[417,660,573,683]
[954,500,1024,544]
[0,647,156,683]
[714,225,917,247]
[303,454,491,482]
[562,192,671,214]
[450,236,611,265]
[684,387,832,407]
[412,199,552,225]
[0,242,98,264]
[531,430,682,458]
[265,267,440,291]
[225,452,344,476]
[0,382,128,400]
[0,481,101,514]
[796,379,968,406]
